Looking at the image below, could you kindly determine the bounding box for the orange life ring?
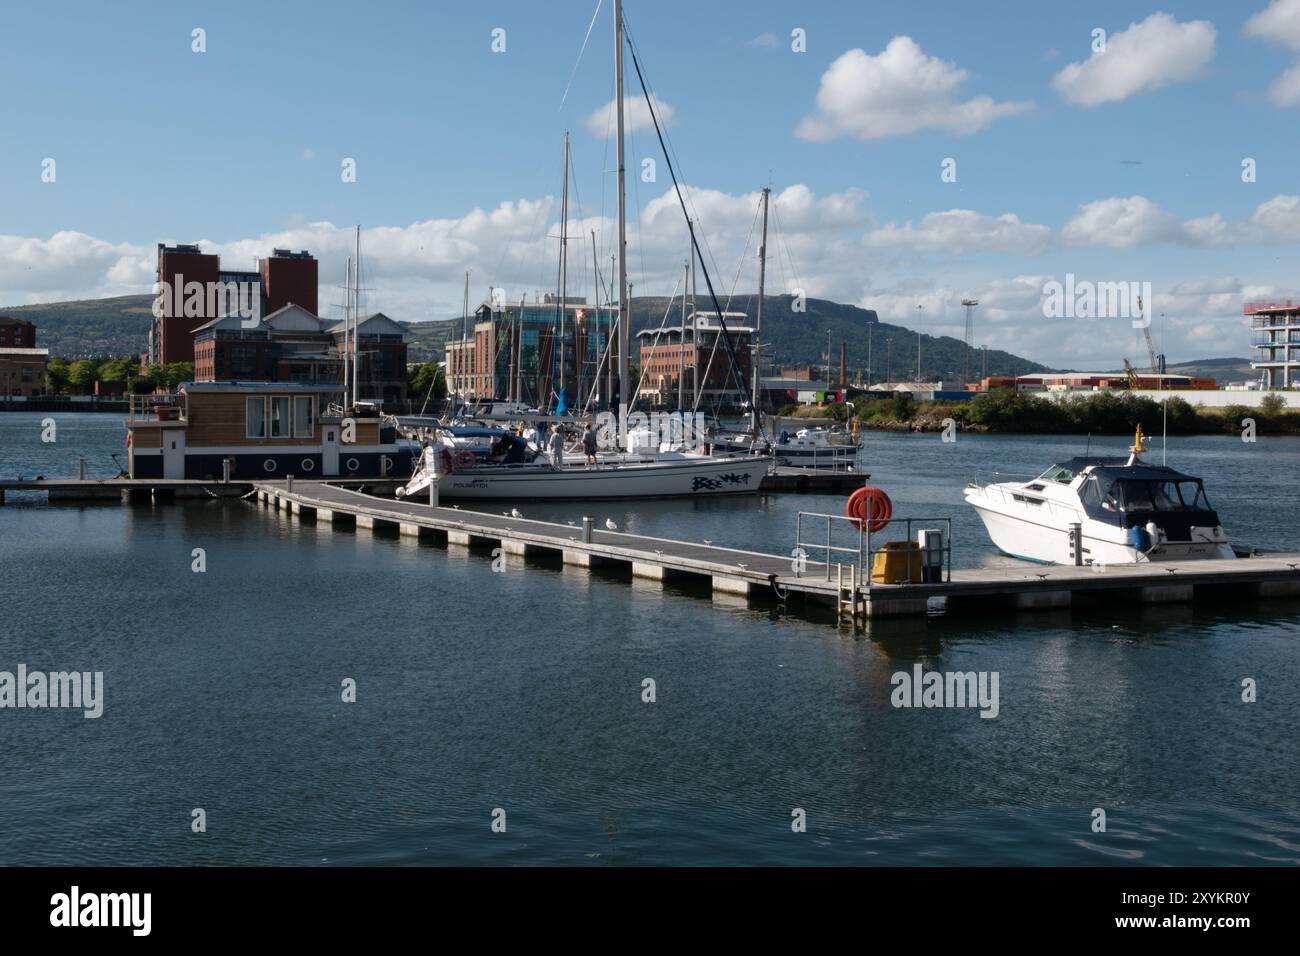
[846,486,892,532]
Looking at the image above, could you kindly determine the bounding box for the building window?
[269,396,290,438]
[293,396,314,437]
[246,397,266,438]
[21,367,32,382]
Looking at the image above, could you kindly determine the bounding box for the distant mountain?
[4,291,1049,380]
[628,294,1047,381]
[1079,357,1257,384]
[1164,357,1256,383]
[405,294,1048,381]
[0,294,154,359]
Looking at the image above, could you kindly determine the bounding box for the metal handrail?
[794,510,953,588]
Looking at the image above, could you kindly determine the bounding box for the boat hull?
[433,455,771,500]
[965,486,1234,564]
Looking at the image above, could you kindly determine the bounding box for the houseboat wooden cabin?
[125,381,415,480]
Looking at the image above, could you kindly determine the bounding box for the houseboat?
[124,381,416,480]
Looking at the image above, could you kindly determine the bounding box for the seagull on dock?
[605,518,617,531]
[511,508,523,519]
[703,539,712,546]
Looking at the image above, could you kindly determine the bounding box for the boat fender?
[846,486,893,533]
[1127,525,1150,551]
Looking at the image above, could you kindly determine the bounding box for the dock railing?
[125,393,181,422]
[794,511,953,589]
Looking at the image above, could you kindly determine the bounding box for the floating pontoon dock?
[252,480,1300,620]
[6,476,1297,622]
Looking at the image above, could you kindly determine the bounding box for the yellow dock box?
[871,541,923,584]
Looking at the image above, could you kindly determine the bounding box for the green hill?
[404,294,1050,381]
[0,294,155,359]
[6,290,1049,380]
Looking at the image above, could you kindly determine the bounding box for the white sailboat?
[396,0,771,502]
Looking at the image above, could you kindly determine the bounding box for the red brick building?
[0,318,48,397]
[148,243,320,368]
[0,317,37,348]
[192,304,408,407]
[637,311,752,407]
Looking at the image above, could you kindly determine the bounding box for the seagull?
[738,563,748,570]
[511,508,523,519]
[605,518,617,531]
[1165,567,1178,575]
[703,539,712,546]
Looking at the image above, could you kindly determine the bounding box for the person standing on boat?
[582,421,598,468]
[548,424,565,470]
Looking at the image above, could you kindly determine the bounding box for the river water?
[1,412,1298,865]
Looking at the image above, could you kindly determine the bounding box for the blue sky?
[2,0,1300,370]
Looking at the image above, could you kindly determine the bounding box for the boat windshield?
[1102,478,1212,512]
[1037,464,1079,483]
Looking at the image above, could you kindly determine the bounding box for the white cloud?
[863,210,1051,256]
[1267,61,1300,106]
[795,37,1033,141]
[1244,0,1300,51]
[1245,1,1300,106]
[748,33,778,49]
[1050,13,1215,107]
[1060,196,1183,247]
[1062,194,1300,248]
[583,94,674,137]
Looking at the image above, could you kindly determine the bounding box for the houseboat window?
[246,397,266,439]
[293,396,314,437]
[269,397,290,438]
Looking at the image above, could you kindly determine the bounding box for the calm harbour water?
[1,412,1298,866]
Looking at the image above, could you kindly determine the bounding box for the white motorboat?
[711,426,860,469]
[963,428,1234,565]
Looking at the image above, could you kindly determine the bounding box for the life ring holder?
[263,458,278,473]
[846,486,892,533]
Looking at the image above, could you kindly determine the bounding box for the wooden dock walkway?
[255,480,1300,620]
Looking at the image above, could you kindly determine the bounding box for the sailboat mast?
[590,229,600,409]
[559,130,570,400]
[614,0,629,443]
[352,224,361,406]
[343,256,352,401]
[678,257,687,412]
[753,187,769,431]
